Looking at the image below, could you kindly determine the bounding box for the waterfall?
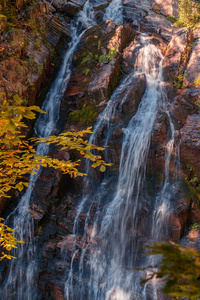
[64,40,172,299]
[0,2,96,299]
[89,44,164,300]
[0,0,178,298]
[103,0,123,24]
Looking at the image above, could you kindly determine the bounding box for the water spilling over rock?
[1,0,200,299]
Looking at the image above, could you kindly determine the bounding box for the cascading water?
[0,0,178,298]
[64,38,175,299]
[0,2,96,299]
[103,0,123,24]
[64,68,141,300]
[89,44,165,300]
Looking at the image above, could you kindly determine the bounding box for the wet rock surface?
[61,20,135,126]
[2,0,200,298]
[180,112,200,177]
[151,0,179,18]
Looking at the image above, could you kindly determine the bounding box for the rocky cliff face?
[1,0,200,298]
[0,0,70,106]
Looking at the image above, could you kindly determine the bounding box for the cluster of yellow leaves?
[0,93,111,198]
[0,93,111,259]
[0,93,46,197]
[0,218,24,261]
[34,128,111,175]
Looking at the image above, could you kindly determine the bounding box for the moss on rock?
[68,104,98,126]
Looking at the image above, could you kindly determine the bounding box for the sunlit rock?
[151,0,178,18]
[184,39,200,88]
[180,112,200,176]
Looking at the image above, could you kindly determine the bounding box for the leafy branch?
[141,241,200,299]
[0,93,111,259]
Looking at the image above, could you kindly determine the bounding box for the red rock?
[86,56,121,103]
[107,24,136,53]
[177,89,200,108]
[51,284,65,300]
[163,28,193,83]
[143,10,173,41]
[150,110,168,154]
[168,213,182,241]
[185,40,200,88]
[151,0,178,18]
[29,203,44,220]
[169,95,195,129]
[122,39,142,74]
[65,85,86,96]
[121,73,146,121]
[180,112,200,176]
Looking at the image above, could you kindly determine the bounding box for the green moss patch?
[68,104,98,126]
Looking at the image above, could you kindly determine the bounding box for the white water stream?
[64,37,176,299]
[1,2,96,299]
[0,0,177,298]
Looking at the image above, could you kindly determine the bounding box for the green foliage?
[190,223,200,230]
[141,241,200,299]
[98,49,118,63]
[194,77,200,87]
[165,15,178,23]
[178,0,200,28]
[80,42,118,75]
[68,104,98,126]
[174,74,185,89]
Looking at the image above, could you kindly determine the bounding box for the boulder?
[50,284,65,300]
[63,3,82,18]
[193,28,200,40]
[143,11,173,41]
[151,0,179,18]
[163,28,193,83]
[168,212,182,241]
[52,0,82,17]
[122,39,141,74]
[150,110,169,156]
[72,21,135,68]
[184,39,200,88]
[107,24,136,52]
[176,88,200,109]
[29,168,62,222]
[121,73,146,122]
[51,0,67,10]
[86,56,121,103]
[180,112,200,176]
[169,94,195,129]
